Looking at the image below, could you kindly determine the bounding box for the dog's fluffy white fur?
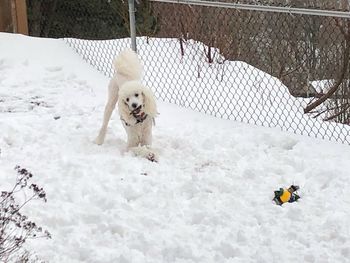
[94,49,158,161]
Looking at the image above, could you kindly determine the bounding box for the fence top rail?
[150,0,350,18]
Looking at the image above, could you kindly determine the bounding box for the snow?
[1,33,350,262]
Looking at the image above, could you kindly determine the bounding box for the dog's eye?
[135,93,139,97]
[126,98,129,102]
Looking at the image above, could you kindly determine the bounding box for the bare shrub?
[0,166,51,262]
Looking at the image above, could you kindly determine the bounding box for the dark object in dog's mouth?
[130,105,142,115]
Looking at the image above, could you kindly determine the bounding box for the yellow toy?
[273,185,300,205]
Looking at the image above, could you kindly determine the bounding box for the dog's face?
[122,90,144,113]
[119,81,157,119]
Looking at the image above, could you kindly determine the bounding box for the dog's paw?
[146,152,158,162]
[129,146,159,162]
[93,136,104,145]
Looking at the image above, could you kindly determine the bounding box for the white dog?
[94,49,158,162]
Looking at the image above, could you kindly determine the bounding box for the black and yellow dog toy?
[273,185,300,205]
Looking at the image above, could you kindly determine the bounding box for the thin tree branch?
[304,37,350,113]
[324,103,350,121]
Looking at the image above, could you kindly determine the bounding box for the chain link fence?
[145,0,350,144]
[27,0,350,144]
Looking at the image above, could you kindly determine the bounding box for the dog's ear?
[142,87,157,117]
[118,97,131,120]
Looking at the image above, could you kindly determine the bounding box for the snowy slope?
[1,33,350,263]
[65,37,350,144]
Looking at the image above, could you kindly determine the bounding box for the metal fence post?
[128,0,137,52]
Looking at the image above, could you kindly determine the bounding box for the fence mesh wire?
[147,1,350,144]
[30,0,350,144]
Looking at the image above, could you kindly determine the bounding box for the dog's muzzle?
[130,105,142,115]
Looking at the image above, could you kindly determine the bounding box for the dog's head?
[118,81,157,119]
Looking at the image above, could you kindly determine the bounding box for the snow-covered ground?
[1,33,350,262]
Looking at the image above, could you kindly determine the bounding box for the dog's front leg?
[126,126,140,148]
[126,126,158,162]
[140,122,152,146]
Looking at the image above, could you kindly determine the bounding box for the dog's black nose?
[132,103,138,108]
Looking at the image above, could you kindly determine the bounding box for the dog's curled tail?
[113,49,142,80]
